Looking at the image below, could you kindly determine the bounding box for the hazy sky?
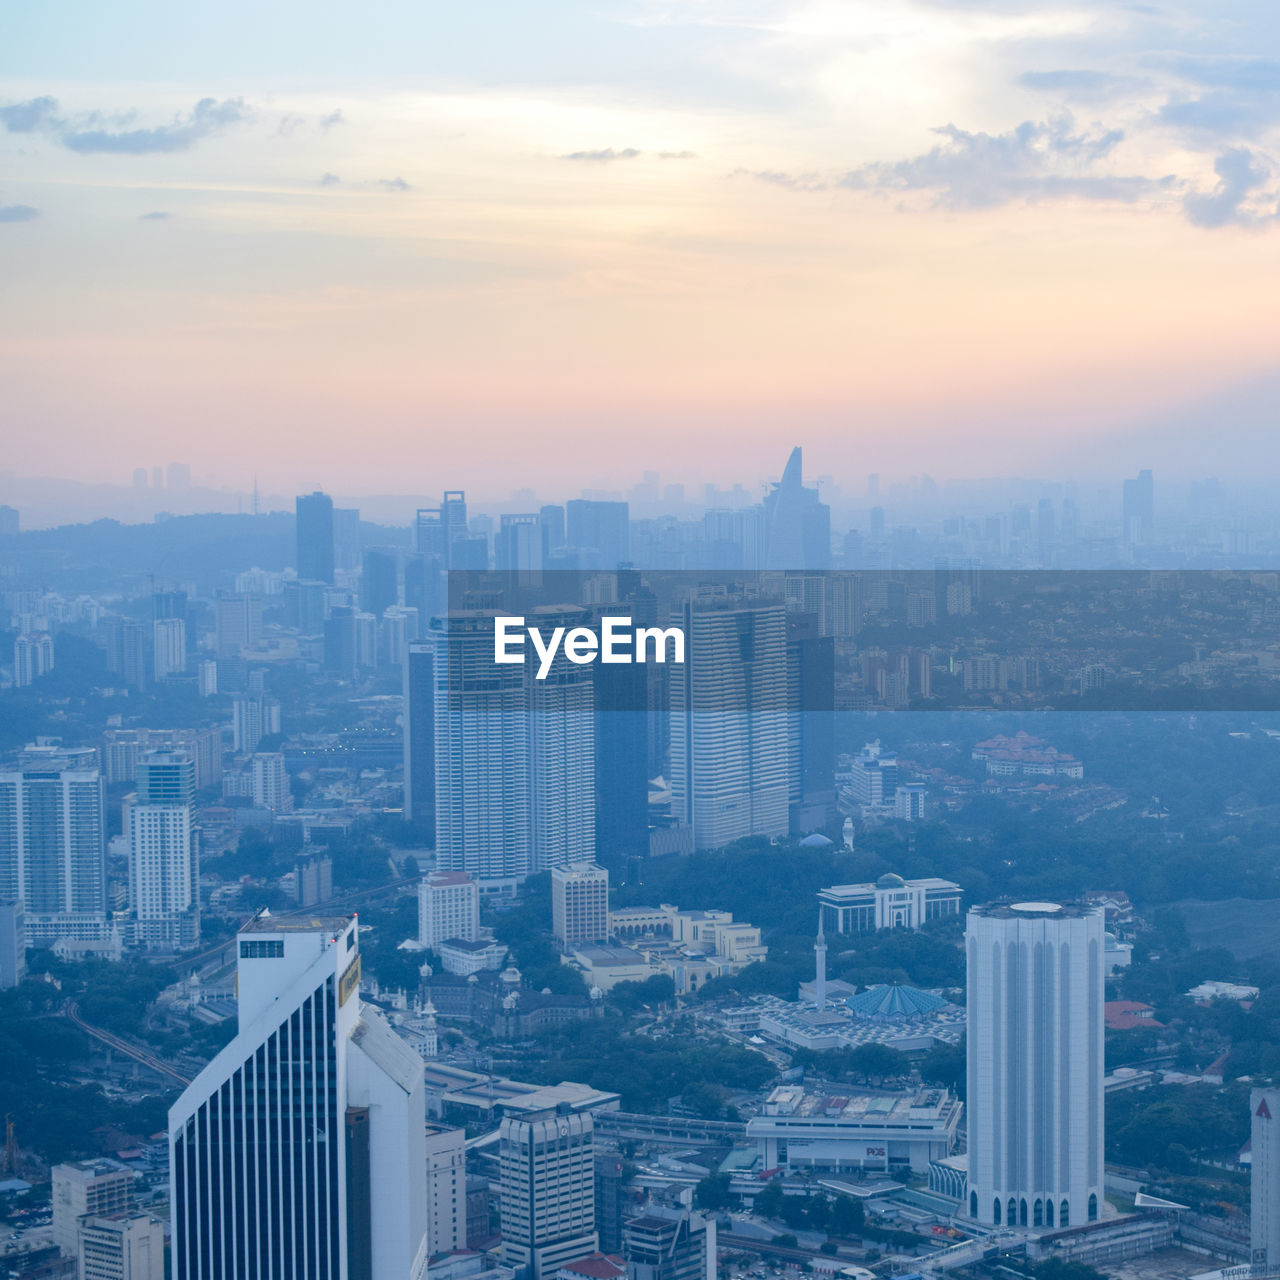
[3,0,1279,497]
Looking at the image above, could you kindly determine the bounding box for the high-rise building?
[965,901,1105,1230]
[894,782,927,821]
[622,1207,715,1280]
[565,500,629,570]
[763,447,830,570]
[1121,469,1154,545]
[551,863,610,951]
[214,592,263,660]
[361,548,399,619]
[496,514,542,578]
[403,642,436,838]
[105,619,147,691]
[79,1211,165,1280]
[0,898,25,988]
[249,751,291,811]
[127,751,199,950]
[169,914,429,1280]
[594,1154,628,1255]
[1252,1086,1280,1271]
[433,610,595,882]
[500,1107,597,1279]
[296,490,336,584]
[785,612,835,835]
[424,1124,467,1259]
[232,691,280,754]
[669,594,789,849]
[152,617,186,681]
[52,1160,133,1256]
[418,870,480,950]
[325,605,358,679]
[333,506,361,573]
[13,631,54,687]
[0,746,108,945]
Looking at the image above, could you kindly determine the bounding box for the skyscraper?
[418,869,480,949]
[424,1124,467,1259]
[763,447,830,570]
[169,913,429,1280]
[13,631,54,687]
[296,490,336,584]
[496,513,542,579]
[214,592,264,660]
[403,641,436,839]
[1252,1086,1280,1270]
[500,1106,597,1279]
[669,594,789,849]
[127,751,199,950]
[565,499,629,569]
[1121,469,1154,545]
[361,547,399,619]
[105,619,147,691]
[965,901,1105,1230]
[433,609,595,882]
[551,863,610,951]
[153,616,186,681]
[0,745,108,944]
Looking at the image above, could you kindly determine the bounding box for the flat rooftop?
[241,914,353,934]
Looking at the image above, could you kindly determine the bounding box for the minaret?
[814,909,828,1010]
[423,997,439,1059]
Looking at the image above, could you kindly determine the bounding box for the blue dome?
[847,983,946,1020]
[799,833,833,848]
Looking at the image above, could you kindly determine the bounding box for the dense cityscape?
[4,453,1280,1280]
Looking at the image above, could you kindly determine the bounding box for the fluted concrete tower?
[965,901,1105,1232]
[814,911,828,1011]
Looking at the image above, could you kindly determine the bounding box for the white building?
[965,901,1105,1230]
[419,870,481,950]
[839,741,899,811]
[818,873,962,935]
[249,751,291,811]
[79,1210,165,1280]
[152,617,186,681]
[51,1160,134,1256]
[126,752,199,950]
[13,631,54,687]
[1252,1087,1280,1271]
[669,594,789,849]
[439,937,509,975]
[433,610,595,881]
[169,913,429,1280]
[746,1084,961,1174]
[894,782,927,821]
[552,863,610,951]
[0,745,109,945]
[500,1107,597,1280]
[425,1124,467,1259]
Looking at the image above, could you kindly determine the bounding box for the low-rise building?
[746,1084,961,1174]
[818,874,962,935]
[438,937,509,976]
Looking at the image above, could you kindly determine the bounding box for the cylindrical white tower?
[965,901,1105,1231]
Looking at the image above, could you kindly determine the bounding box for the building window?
[993,1198,1001,1225]
[1046,1200,1054,1228]
[970,1191,977,1218]
[1088,1194,1098,1223]
[1033,1200,1043,1228]
[1020,1199,1028,1227]
[240,939,284,958]
[1061,1199,1070,1227]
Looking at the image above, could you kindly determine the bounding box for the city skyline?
[4,1,1280,493]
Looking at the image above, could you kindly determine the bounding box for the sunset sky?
[3,0,1279,498]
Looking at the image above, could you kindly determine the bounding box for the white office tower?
[551,863,609,951]
[500,1106,597,1279]
[418,870,480,949]
[169,914,429,1280]
[127,751,199,950]
[965,901,1105,1231]
[670,594,789,849]
[433,609,594,882]
[0,745,108,944]
[424,1124,467,1257]
[1251,1087,1280,1271]
[79,1210,165,1280]
[153,617,186,680]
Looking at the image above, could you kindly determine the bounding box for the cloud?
[60,97,247,154]
[320,109,345,129]
[0,96,61,133]
[1183,148,1275,228]
[736,167,827,191]
[560,147,642,163]
[1155,56,1280,141]
[1018,70,1126,99]
[319,172,342,187]
[139,210,170,220]
[377,176,412,192]
[658,150,697,160]
[837,116,1160,209]
[0,204,40,222]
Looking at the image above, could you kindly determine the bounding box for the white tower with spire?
[423,997,439,1059]
[814,910,828,1010]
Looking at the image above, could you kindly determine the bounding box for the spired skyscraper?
[763,447,830,570]
[169,913,428,1280]
[965,901,1105,1231]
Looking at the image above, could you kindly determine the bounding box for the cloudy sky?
[2,0,1279,497]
